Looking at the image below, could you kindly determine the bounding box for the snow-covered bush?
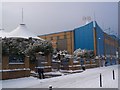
[73,48,94,58]
[2,37,53,62]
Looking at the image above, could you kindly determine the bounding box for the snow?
[73,60,79,63]
[59,69,83,73]
[36,66,51,69]
[8,24,44,41]
[9,63,24,64]
[68,65,81,67]
[0,80,1,90]
[2,77,40,88]
[0,68,30,72]
[0,24,44,41]
[44,71,64,76]
[1,65,119,88]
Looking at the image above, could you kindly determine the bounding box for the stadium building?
[39,21,119,64]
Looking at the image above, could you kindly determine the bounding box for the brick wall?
[1,55,30,80]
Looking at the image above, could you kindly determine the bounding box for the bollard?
[49,85,52,90]
[113,70,115,80]
[100,73,102,87]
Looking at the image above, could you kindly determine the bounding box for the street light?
[98,37,101,67]
[0,37,2,65]
[98,38,101,56]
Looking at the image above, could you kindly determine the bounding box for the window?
[57,36,59,40]
[51,37,53,40]
[64,35,67,39]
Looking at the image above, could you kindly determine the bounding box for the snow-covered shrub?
[2,37,53,62]
[73,48,94,59]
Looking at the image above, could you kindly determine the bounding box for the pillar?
[24,56,29,68]
[2,55,9,70]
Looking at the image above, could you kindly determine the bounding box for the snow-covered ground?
[1,65,119,88]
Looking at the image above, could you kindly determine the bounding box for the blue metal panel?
[74,22,94,50]
[95,22,105,56]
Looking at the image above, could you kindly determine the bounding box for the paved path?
[29,65,118,88]
[2,65,119,88]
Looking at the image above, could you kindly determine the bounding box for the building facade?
[39,21,119,60]
[39,31,74,54]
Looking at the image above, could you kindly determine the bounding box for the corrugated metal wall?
[74,22,94,51]
[95,22,105,56]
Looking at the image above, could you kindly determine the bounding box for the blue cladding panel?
[74,22,94,50]
[95,22,104,56]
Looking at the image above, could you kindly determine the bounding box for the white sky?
[1,0,120,2]
[0,1,119,36]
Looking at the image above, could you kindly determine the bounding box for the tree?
[2,38,53,63]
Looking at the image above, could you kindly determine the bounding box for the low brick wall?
[44,66,52,72]
[61,59,81,70]
[9,63,25,69]
[1,56,30,80]
[1,69,30,80]
[52,62,60,70]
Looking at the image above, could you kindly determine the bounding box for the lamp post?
[102,55,105,67]
[98,38,101,67]
[0,37,2,65]
[104,56,107,66]
[115,32,117,63]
